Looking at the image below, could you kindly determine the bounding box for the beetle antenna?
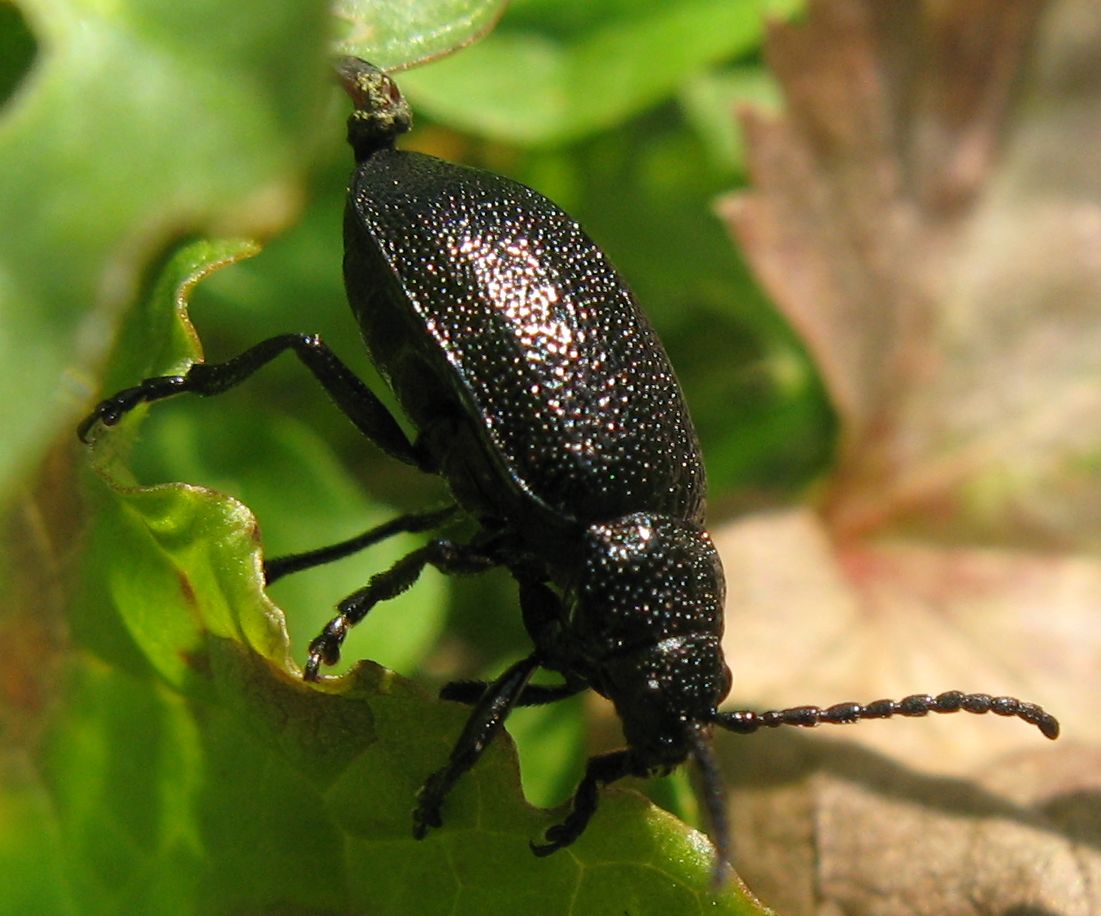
[687,724,731,888]
[712,690,1059,740]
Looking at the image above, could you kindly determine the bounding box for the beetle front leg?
[440,678,586,707]
[413,653,541,839]
[304,538,496,679]
[439,574,585,706]
[531,750,635,856]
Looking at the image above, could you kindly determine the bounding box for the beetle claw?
[529,823,572,857]
[412,792,443,840]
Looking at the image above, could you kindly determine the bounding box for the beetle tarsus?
[77,377,188,441]
[411,780,445,839]
[533,749,633,857]
[303,538,498,676]
[303,617,349,677]
[529,827,571,857]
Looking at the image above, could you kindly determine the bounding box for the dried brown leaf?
[720,0,1101,544]
[715,0,1101,909]
[723,734,1101,914]
[718,509,1099,770]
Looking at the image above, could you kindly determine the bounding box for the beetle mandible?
[79,58,1060,883]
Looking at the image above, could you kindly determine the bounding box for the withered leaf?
[716,0,1101,910]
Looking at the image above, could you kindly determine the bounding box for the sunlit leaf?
[0,0,331,503]
[333,0,510,70]
[398,0,801,144]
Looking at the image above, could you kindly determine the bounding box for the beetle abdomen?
[346,150,706,526]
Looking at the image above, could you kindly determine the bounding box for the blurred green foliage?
[2,0,830,912]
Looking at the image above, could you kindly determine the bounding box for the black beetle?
[79,58,1060,884]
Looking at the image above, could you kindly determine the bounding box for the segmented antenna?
[686,725,731,889]
[713,690,1059,740]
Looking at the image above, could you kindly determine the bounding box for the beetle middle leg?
[264,504,459,584]
[439,575,586,706]
[304,538,497,679]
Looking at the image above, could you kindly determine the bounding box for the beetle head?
[336,57,413,161]
[599,633,731,764]
[571,514,731,762]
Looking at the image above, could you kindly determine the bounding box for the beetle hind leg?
[78,333,424,469]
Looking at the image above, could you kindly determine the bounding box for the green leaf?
[40,647,759,914]
[75,240,285,692]
[135,404,451,675]
[333,0,511,70]
[680,66,783,174]
[0,0,331,504]
[397,0,801,144]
